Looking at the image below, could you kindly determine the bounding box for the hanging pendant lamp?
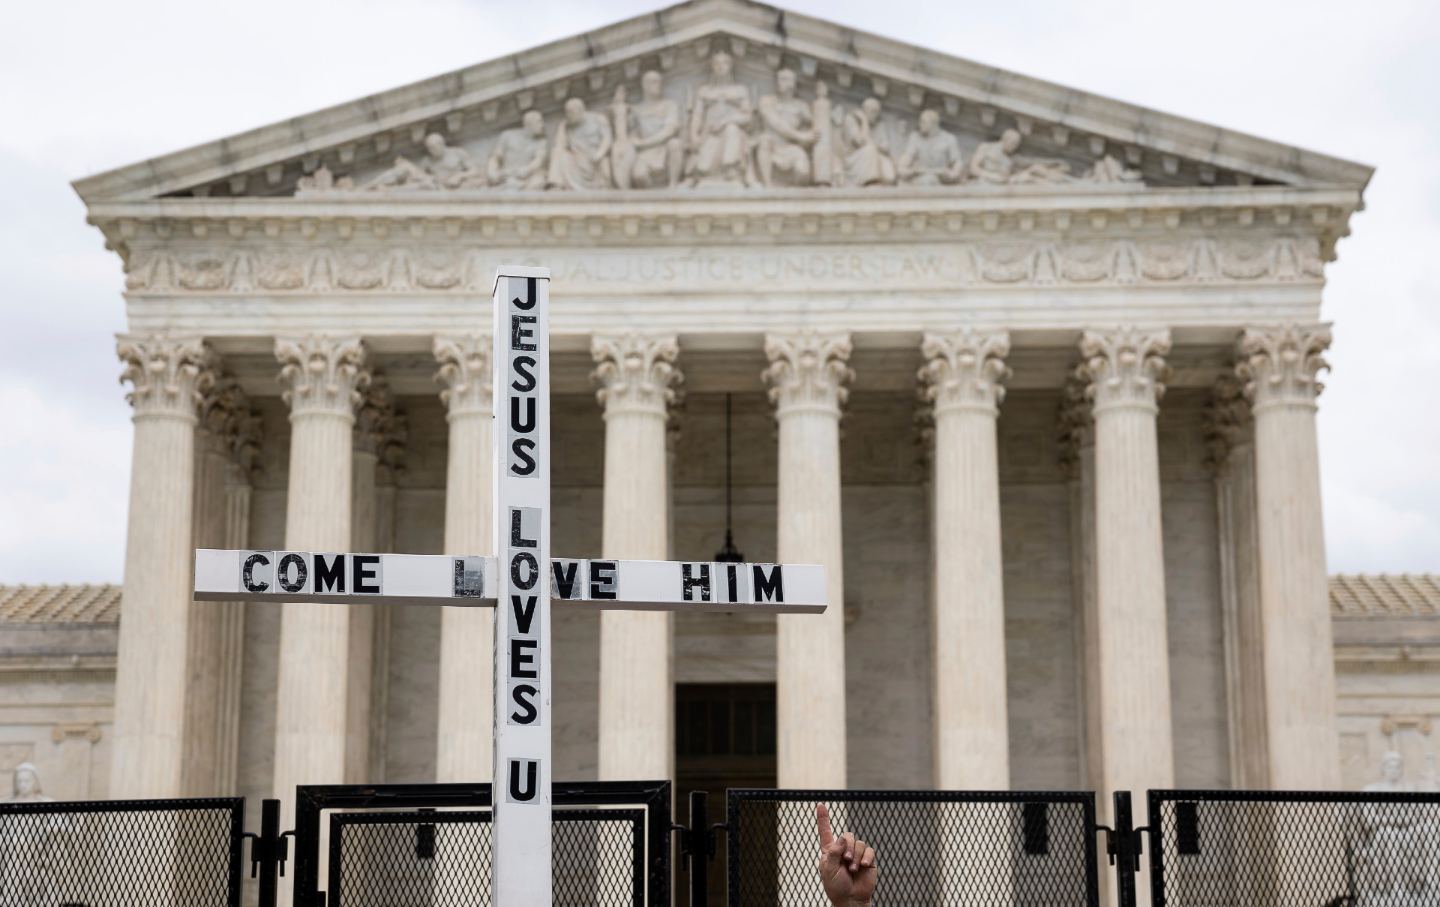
[713,393,744,563]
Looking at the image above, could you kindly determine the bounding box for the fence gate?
[724,789,1101,906]
[291,780,670,906]
[1145,788,1440,907]
[0,796,245,906]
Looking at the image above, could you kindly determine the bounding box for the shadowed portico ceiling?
[72,0,1372,205]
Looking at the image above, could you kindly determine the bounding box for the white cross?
[193,265,828,905]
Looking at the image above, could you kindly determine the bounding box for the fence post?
[1112,791,1138,907]
[251,798,283,907]
[683,790,709,907]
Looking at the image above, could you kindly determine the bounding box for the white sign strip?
[491,266,552,906]
[194,549,826,613]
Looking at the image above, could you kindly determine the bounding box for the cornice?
[87,184,1362,227]
[91,187,1360,285]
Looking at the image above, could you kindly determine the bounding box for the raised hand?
[815,803,877,907]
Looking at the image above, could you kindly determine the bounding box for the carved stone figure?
[756,69,817,187]
[1,763,61,905]
[364,133,482,191]
[1357,752,1430,902]
[897,110,964,186]
[1088,154,1143,183]
[296,165,354,193]
[685,51,754,187]
[487,110,549,191]
[547,98,614,191]
[811,83,836,186]
[839,97,896,187]
[970,128,1073,185]
[611,72,684,189]
[2,763,53,803]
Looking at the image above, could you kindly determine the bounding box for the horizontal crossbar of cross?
[194,548,826,614]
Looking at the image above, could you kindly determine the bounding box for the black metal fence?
[0,796,245,906]
[14,785,1435,906]
[292,780,671,907]
[1146,789,1440,907]
[327,807,647,906]
[724,789,1101,906]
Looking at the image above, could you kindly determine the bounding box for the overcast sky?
[1,0,1436,583]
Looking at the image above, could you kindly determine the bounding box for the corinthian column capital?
[433,333,492,418]
[1236,323,1331,412]
[117,334,216,422]
[591,332,682,418]
[1056,376,1094,478]
[919,328,1011,417]
[1204,375,1251,475]
[355,375,403,457]
[275,335,369,419]
[198,376,252,457]
[763,330,854,417]
[1077,327,1171,415]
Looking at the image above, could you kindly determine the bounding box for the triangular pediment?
[72,0,1371,203]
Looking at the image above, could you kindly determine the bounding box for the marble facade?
[30,0,1404,815]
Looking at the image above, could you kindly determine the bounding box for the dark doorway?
[675,682,777,907]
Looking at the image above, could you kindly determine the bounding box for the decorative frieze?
[591,333,683,417]
[433,334,493,418]
[118,235,1326,296]
[1077,327,1172,415]
[918,328,1011,416]
[116,334,216,420]
[275,335,369,418]
[1236,324,1332,411]
[762,330,853,416]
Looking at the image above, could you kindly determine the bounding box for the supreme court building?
[14,0,1437,815]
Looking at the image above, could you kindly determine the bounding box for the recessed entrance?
[675,682,777,907]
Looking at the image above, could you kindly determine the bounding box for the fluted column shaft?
[182,380,252,796]
[214,453,256,793]
[273,337,368,812]
[765,331,852,789]
[593,333,681,781]
[921,330,1011,789]
[1238,325,1340,788]
[345,379,400,784]
[111,336,214,798]
[1079,327,1175,796]
[434,335,495,781]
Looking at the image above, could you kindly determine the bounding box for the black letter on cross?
[508,759,538,802]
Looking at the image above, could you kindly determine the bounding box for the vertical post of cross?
[491,266,553,904]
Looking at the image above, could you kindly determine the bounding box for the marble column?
[1077,327,1175,796]
[764,331,852,789]
[434,334,495,782]
[592,333,682,781]
[111,335,214,798]
[182,378,253,796]
[1237,324,1340,789]
[346,378,398,784]
[1207,377,1269,789]
[1059,380,1102,794]
[919,329,1011,789]
[272,336,369,812]
[215,413,261,794]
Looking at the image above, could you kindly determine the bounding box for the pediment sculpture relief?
[296,52,1145,196]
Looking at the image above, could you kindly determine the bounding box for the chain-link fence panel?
[327,808,642,907]
[726,790,1100,906]
[0,797,244,907]
[1147,790,1440,906]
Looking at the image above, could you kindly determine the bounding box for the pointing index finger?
[815,803,834,848]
